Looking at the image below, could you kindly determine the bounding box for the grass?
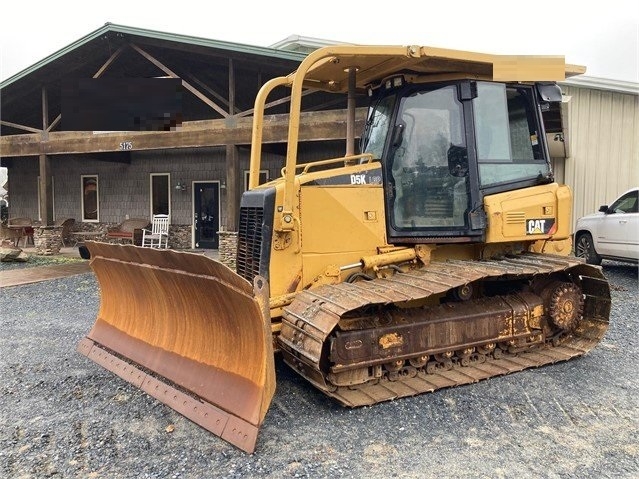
[0,252,84,271]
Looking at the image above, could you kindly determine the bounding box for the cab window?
[473,83,548,187]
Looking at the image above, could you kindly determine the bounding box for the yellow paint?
[484,183,572,244]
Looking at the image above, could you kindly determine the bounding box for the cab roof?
[288,45,586,93]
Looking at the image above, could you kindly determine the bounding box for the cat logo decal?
[526,218,556,235]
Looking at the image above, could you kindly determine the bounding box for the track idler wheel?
[541,281,584,331]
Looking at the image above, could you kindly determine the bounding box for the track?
[326,314,607,406]
[279,253,611,406]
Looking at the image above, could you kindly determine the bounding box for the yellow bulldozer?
[77,45,611,453]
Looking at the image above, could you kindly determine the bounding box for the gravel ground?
[1,260,637,478]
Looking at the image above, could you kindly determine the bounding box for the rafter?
[0,120,41,134]
[0,109,368,157]
[130,43,229,118]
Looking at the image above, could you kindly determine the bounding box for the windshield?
[362,95,396,159]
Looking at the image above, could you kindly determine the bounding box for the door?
[383,84,473,238]
[194,182,220,249]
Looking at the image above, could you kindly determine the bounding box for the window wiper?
[360,118,373,152]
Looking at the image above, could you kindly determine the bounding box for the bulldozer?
[77,45,611,453]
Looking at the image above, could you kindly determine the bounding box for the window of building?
[81,175,99,222]
[151,173,170,216]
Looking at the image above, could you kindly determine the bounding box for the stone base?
[168,225,192,249]
[34,226,63,256]
[218,231,238,270]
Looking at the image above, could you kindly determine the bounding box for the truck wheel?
[575,233,601,265]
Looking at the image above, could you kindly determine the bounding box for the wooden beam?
[46,115,61,132]
[0,108,368,157]
[93,45,126,78]
[40,87,54,225]
[228,59,235,116]
[42,87,49,131]
[225,145,239,229]
[187,74,230,111]
[236,89,315,118]
[130,43,229,118]
[226,60,239,228]
[0,120,41,134]
[39,46,123,134]
[39,153,53,225]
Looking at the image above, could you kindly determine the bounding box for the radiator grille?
[237,206,264,282]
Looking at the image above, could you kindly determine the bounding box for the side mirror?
[599,205,609,213]
[536,83,562,102]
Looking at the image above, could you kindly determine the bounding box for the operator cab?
[361,77,558,243]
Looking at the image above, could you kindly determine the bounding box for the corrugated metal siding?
[562,86,639,226]
[550,157,565,185]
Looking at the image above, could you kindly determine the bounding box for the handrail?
[248,76,290,191]
[280,153,374,177]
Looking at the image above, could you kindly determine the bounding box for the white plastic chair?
[142,214,169,248]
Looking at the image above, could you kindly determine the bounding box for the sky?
[0,0,638,83]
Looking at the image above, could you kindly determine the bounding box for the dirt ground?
[1,261,637,478]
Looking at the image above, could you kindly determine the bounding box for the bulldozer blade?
[77,242,275,453]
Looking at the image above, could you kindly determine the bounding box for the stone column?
[218,231,238,270]
[34,226,63,255]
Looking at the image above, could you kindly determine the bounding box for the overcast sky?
[0,0,637,83]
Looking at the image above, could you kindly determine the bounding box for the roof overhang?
[561,75,639,95]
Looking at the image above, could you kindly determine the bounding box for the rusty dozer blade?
[77,242,275,453]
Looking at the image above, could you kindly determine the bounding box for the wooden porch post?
[225,58,240,230]
[225,144,240,230]
[38,153,53,225]
[39,87,54,226]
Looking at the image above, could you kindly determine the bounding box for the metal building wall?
[562,85,639,226]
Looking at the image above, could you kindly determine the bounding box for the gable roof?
[0,23,310,135]
[1,23,306,87]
